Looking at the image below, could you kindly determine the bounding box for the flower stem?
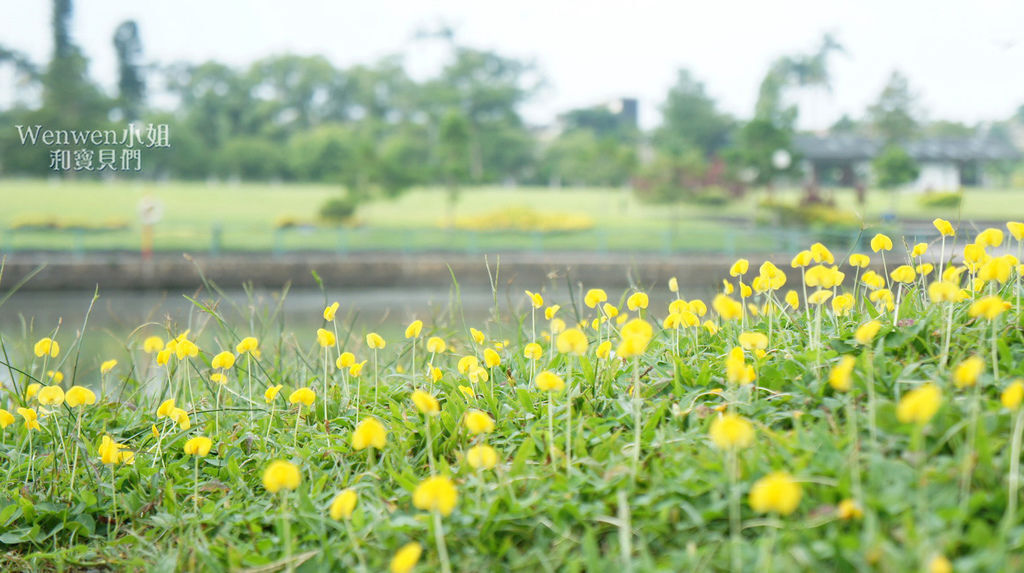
[432,509,452,573]
[1004,408,1024,535]
[728,448,741,572]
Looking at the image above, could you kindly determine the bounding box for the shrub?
[318,196,359,226]
[918,192,962,209]
[758,200,860,230]
[454,206,593,233]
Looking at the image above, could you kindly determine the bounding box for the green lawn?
[0,179,1021,253]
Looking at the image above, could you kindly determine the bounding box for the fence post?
[210,223,222,256]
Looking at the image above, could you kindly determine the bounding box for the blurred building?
[794,133,1020,191]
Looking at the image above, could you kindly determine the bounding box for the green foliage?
[318,195,359,225]
[867,71,919,143]
[632,150,708,203]
[873,145,920,189]
[653,69,733,157]
[757,199,861,229]
[918,191,963,208]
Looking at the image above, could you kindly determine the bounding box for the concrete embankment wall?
[1,251,796,292]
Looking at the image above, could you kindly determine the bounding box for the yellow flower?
[861,270,885,290]
[545,305,561,320]
[979,256,1012,283]
[262,460,301,493]
[626,292,649,311]
[790,250,813,268]
[98,434,134,465]
[390,542,422,573]
[466,444,499,470]
[749,471,802,515]
[525,290,544,308]
[910,242,928,258]
[336,352,355,368]
[535,370,565,392]
[869,288,894,311]
[429,366,443,383]
[870,233,893,252]
[712,294,743,321]
[236,336,259,355]
[457,355,479,375]
[594,340,611,360]
[0,409,13,429]
[34,337,59,358]
[952,356,984,389]
[784,290,799,309]
[143,335,164,353]
[426,337,446,354]
[738,332,768,351]
[156,349,172,366]
[316,328,336,348]
[470,327,486,345]
[668,277,679,293]
[928,555,952,573]
[349,360,367,377]
[523,342,542,360]
[210,373,227,385]
[411,389,440,415]
[897,383,942,424]
[809,242,833,264]
[584,288,608,308]
[1008,221,1024,241]
[829,356,856,392]
[157,398,176,418]
[928,281,959,303]
[1002,381,1024,410]
[405,320,423,339]
[184,436,213,457]
[100,359,117,374]
[25,382,41,401]
[848,253,870,268]
[854,320,882,345]
[729,258,749,276]
[617,319,653,358]
[464,410,495,434]
[352,417,387,450]
[211,351,235,369]
[976,227,1004,247]
[458,384,475,398]
[171,407,191,430]
[837,499,863,520]
[65,386,96,407]
[709,413,754,450]
[722,279,735,294]
[739,283,752,298]
[831,294,854,316]
[556,328,589,355]
[323,302,340,321]
[413,475,458,516]
[37,385,65,406]
[46,370,63,384]
[757,261,786,290]
[329,489,357,520]
[481,347,501,368]
[969,295,1009,321]
[807,290,833,305]
[725,347,755,385]
[174,335,199,359]
[890,265,916,284]
[17,407,40,431]
[289,387,316,406]
[933,218,955,237]
[265,384,283,403]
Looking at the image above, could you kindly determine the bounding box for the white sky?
[1,0,1023,130]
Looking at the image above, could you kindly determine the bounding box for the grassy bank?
[1,222,1023,570]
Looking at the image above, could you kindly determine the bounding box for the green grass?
[1,179,1024,253]
[1,230,1024,570]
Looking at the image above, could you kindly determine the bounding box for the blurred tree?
[113,20,145,121]
[653,69,733,157]
[830,114,860,133]
[438,109,472,226]
[873,145,919,188]
[42,0,110,128]
[723,118,793,186]
[867,71,919,143]
[542,131,635,187]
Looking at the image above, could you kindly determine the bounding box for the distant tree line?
[1,2,1021,205]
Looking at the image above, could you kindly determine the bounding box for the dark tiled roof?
[794,134,1021,162]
